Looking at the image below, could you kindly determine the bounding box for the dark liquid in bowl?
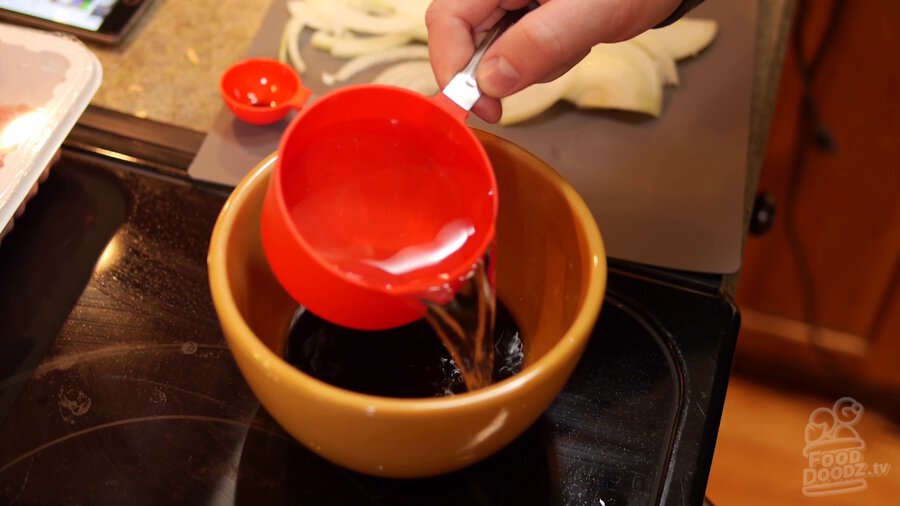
[283,300,524,398]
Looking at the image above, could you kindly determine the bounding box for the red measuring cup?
[220,58,312,125]
[260,10,525,330]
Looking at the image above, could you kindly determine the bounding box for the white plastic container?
[0,23,102,240]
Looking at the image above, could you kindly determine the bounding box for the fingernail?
[479,56,520,96]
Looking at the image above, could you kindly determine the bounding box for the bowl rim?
[208,137,607,414]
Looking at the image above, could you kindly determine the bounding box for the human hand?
[425,0,682,123]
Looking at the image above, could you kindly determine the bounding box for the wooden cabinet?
[735,0,900,414]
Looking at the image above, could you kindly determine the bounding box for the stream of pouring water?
[310,214,498,392]
[423,257,496,392]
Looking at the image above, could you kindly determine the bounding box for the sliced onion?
[306,0,421,38]
[564,43,663,117]
[651,18,718,60]
[500,72,575,125]
[286,1,327,31]
[630,33,679,85]
[322,44,430,85]
[372,60,439,95]
[312,31,412,58]
[283,16,307,73]
[346,0,396,16]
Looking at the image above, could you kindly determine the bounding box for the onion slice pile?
[279,1,719,124]
[500,19,718,124]
[281,0,429,83]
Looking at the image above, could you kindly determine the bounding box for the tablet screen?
[0,0,119,32]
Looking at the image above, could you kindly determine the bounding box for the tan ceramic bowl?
[208,130,606,478]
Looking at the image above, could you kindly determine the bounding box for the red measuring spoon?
[220,58,312,125]
[260,10,526,330]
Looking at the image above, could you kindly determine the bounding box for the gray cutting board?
[189,0,756,274]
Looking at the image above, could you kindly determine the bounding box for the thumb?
[476,0,678,98]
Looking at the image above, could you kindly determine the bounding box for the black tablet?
[0,0,154,45]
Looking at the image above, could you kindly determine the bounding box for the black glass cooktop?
[0,117,738,505]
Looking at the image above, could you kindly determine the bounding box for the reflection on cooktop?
[0,151,737,505]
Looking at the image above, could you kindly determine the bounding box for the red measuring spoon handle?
[288,85,313,111]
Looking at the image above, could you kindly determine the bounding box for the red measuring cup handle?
[288,86,313,111]
[429,92,469,122]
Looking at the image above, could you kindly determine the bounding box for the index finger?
[425,0,505,87]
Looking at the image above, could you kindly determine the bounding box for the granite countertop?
[88,0,273,133]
